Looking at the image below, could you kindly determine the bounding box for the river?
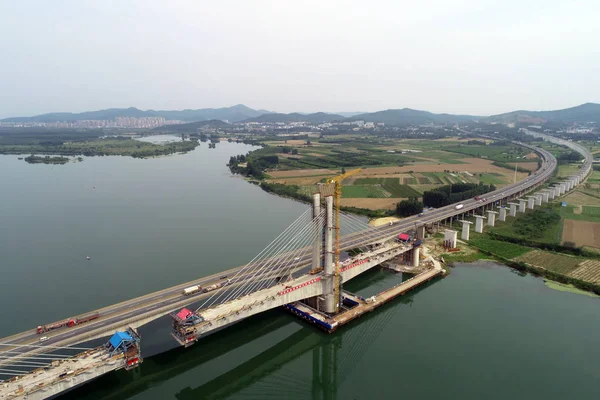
[0,141,598,399]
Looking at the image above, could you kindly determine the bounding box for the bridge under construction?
[0,131,592,399]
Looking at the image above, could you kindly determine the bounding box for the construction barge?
[285,266,443,333]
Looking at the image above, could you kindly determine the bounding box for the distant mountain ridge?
[351,108,478,125]
[3,103,598,125]
[1,104,272,123]
[243,112,345,123]
[488,103,600,124]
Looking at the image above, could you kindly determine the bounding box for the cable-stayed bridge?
[0,132,592,399]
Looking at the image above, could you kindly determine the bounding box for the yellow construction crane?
[327,168,361,312]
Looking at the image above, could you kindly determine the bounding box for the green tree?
[396,198,424,217]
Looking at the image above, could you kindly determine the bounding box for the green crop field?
[345,178,420,198]
[402,177,417,185]
[478,173,504,185]
[342,186,370,198]
[469,235,533,259]
[380,179,421,198]
[516,250,584,275]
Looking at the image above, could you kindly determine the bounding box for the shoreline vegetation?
[0,129,200,158]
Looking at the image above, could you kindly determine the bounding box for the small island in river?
[24,155,70,164]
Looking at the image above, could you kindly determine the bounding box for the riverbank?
[428,233,600,296]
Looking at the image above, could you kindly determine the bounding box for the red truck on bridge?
[37,313,100,334]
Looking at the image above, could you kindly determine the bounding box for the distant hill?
[334,112,366,118]
[351,108,478,125]
[153,119,230,133]
[243,112,345,123]
[488,103,600,124]
[1,104,271,123]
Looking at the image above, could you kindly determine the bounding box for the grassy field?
[557,163,582,178]
[516,250,584,275]
[345,178,420,198]
[490,208,564,244]
[478,173,504,185]
[468,235,533,259]
[341,185,391,198]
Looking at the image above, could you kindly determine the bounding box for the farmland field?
[569,260,600,284]
[516,250,584,275]
[561,219,600,248]
[468,235,532,259]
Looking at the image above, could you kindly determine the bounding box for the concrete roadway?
[0,140,560,367]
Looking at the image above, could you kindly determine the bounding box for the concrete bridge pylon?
[322,195,335,313]
[499,207,507,221]
[474,215,486,233]
[460,220,473,241]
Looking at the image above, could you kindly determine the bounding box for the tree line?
[422,182,496,208]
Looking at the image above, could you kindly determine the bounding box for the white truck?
[455,204,464,210]
[182,285,203,296]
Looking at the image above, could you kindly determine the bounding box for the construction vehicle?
[182,285,203,295]
[37,312,100,334]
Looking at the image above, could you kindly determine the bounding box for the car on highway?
[294,257,300,261]
[39,336,49,342]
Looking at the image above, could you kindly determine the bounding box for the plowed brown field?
[562,219,600,248]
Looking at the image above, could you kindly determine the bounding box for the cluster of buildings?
[0,117,184,129]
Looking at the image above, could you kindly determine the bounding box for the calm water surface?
[1,141,598,399]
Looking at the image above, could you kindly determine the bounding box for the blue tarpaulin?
[109,331,133,349]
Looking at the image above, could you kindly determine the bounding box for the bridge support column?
[444,230,457,248]
[535,193,543,206]
[312,194,322,273]
[321,196,335,313]
[499,207,507,221]
[543,189,554,200]
[527,196,535,209]
[474,215,485,233]
[487,211,498,227]
[460,221,472,241]
[518,199,527,213]
[508,203,518,217]
[554,186,561,197]
[560,183,567,195]
[416,225,426,240]
[412,247,420,267]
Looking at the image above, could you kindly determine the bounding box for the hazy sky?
[1,0,598,118]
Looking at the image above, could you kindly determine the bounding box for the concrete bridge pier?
[487,210,498,227]
[321,196,335,313]
[499,207,507,221]
[554,186,561,197]
[543,189,554,200]
[518,199,527,213]
[416,225,426,240]
[559,183,566,195]
[540,192,549,203]
[412,247,420,267]
[508,202,518,217]
[474,215,485,233]
[527,196,535,210]
[535,193,543,206]
[444,230,458,248]
[460,220,473,241]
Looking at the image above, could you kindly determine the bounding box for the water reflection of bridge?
[176,297,402,400]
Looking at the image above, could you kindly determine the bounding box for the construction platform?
[285,265,443,333]
[0,329,141,400]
